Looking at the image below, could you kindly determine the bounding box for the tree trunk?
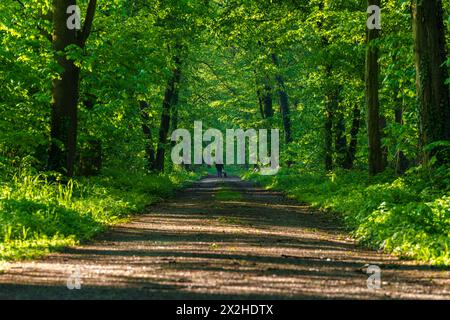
[319,2,335,172]
[412,0,450,163]
[254,70,268,120]
[391,51,409,175]
[170,87,180,155]
[394,106,409,174]
[256,42,274,122]
[324,110,333,171]
[263,75,274,119]
[271,53,292,144]
[170,81,180,134]
[380,115,388,169]
[47,0,97,177]
[140,101,156,171]
[155,54,182,172]
[335,110,347,168]
[343,103,361,169]
[257,89,266,119]
[47,0,79,177]
[365,0,385,176]
[324,88,338,171]
[255,72,274,159]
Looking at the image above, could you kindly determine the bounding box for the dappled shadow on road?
[0,283,331,300]
[0,176,449,300]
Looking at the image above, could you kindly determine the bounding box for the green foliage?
[245,167,450,266]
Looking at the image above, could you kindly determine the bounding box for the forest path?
[0,176,449,299]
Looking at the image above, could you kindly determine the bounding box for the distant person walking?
[215,163,224,178]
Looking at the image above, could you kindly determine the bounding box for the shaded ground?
[0,176,449,299]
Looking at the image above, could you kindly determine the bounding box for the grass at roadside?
[243,167,450,266]
[215,188,242,201]
[0,168,201,262]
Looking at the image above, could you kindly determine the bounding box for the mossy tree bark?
[412,0,450,163]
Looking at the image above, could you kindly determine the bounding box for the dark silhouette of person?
[215,163,224,178]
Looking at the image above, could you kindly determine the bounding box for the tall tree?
[317,1,335,172]
[365,0,385,175]
[262,78,274,120]
[47,0,97,177]
[154,52,182,172]
[271,53,292,144]
[412,0,450,163]
[343,103,362,170]
[335,108,348,168]
[140,101,156,171]
[324,84,338,171]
